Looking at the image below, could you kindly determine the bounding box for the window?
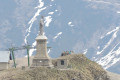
[61,60,64,65]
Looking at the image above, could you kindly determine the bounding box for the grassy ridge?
[0,54,110,80]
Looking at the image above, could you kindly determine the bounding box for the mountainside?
[1,0,120,74]
[0,54,110,80]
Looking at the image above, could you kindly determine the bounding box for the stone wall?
[57,59,68,69]
[32,58,51,66]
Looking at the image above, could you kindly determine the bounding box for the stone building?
[56,58,68,69]
[0,51,10,70]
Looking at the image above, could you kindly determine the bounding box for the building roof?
[0,51,10,62]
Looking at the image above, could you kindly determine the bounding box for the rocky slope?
[0,54,110,80]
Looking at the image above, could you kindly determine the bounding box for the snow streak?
[117,11,120,14]
[83,49,88,55]
[24,0,46,44]
[97,27,120,55]
[95,27,120,69]
[53,32,62,40]
[97,42,120,69]
[48,49,51,54]
[48,12,54,15]
[68,22,74,27]
[44,16,52,27]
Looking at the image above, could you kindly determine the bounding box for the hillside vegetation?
[0,54,110,80]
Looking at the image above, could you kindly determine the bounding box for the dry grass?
[0,54,110,80]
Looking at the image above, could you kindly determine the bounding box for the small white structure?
[0,51,10,70]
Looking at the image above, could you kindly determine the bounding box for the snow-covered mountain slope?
[91,27,120,73]
[1,0,120,74]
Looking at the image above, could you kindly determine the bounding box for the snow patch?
[48,49,51,54]
[48,12,54,15]
[50,5,52,7]
[68,22,74,27]
[83,49,88,55]
[44,16,52,27]
[55,10,58,12]
[117,11,120,14]
[35,0,44,9]
[53,32,62,40]
[97,46,100,49]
